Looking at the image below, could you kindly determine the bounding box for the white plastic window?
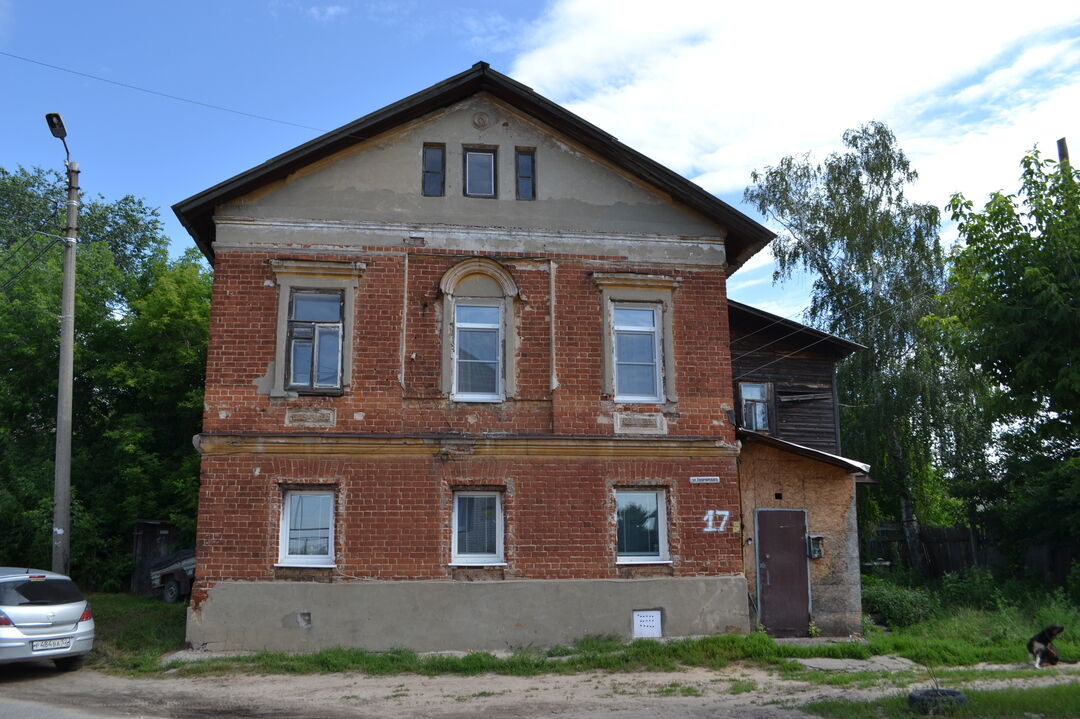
[453,302,503,401]
[279,491,334,567]
[613,305,662,402]
[465,150,496,197]
[616,490,669,563]
[452,491,504,565]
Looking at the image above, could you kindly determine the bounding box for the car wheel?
[907,688,968,715]
[163,578,182,603]
[53,655,87,672]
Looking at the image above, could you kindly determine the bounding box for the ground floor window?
[279,490,334,566]
[452,491,504,564]
[616,489,669,563]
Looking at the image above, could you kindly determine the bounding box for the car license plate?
[31,637,72,651]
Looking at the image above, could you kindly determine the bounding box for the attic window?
[515,148,535,200]
[422,144,445,197]
[464,148,496,197]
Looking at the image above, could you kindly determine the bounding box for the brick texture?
[192,246,742,603]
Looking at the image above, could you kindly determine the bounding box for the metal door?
[756,509,810,637]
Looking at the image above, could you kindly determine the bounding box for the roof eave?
[738,429,871,476]
[728,299,864,357]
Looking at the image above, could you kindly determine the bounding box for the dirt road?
[3,656,1077,718]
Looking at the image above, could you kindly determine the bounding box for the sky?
[3,0,1078,319]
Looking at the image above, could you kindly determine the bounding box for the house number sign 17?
[703,509,730,532]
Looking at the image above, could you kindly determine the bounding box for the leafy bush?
[939,567,1004,609]
[861,575,936,628]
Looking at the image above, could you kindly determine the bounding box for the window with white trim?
[615,489,669,563]
[452,491,504,564]
[439,259,518,403]
[592,273,679,404]
[613,305,662,402]
[464,148,497,197]
[279,490,334,567]
[739,382,771,432]
[453,301,503,401]
[287,290,343,391]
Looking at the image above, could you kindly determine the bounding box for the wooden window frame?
[422,144,446,197]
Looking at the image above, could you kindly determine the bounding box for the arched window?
[439,259,518,402]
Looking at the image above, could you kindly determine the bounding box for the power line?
[1,51,322,132]
[0,236,62,295]
[732,286,941,381]
[0,222,65,274]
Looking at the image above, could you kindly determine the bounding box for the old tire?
[53,655,87,672]
[907,689,968,715]
[162,578,182,603]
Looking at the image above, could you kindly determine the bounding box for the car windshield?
[0,578,83,606]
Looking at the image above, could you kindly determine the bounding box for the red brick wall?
[191,454,742,602]
[193,246,740,600]
[201,248,735,438]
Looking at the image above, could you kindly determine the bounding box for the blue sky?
[3,1,1078,318]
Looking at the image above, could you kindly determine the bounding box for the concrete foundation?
[187,576,750,652]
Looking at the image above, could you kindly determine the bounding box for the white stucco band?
[186,576,751,652]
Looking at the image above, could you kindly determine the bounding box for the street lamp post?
[45,112,78,576]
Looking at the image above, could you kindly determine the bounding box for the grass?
[87,574,1080,686]
[802,683,1080,718]
[87,593,187,673]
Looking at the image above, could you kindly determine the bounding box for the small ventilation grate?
[632,610,662,639]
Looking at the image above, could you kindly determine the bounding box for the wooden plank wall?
[731,325,842,454]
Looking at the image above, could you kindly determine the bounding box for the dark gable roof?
[728,299,863,358]
[173,62,774,270]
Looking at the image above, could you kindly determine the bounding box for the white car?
[0,567,94,671]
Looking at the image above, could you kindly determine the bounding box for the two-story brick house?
[174,63,867,651]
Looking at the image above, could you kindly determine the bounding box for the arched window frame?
[439,259,519,402]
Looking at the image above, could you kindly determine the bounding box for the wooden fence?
[861,522,1079,585]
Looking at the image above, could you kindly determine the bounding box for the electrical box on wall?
[808,535,824,559]
[632,610,662,638]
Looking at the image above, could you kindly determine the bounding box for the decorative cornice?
[591,272,682,290]
[215,216,725,248]
[439,257,519,297]
[196,433,739,459]
[269,258,366,280]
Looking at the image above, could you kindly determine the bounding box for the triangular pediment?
[174,63,773,271]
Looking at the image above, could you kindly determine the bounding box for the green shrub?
[861,575,936,628]
[940,567,1004,609]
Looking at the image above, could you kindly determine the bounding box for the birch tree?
[745,122,990,572]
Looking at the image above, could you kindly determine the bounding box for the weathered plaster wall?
[738,442,861,635]
[187,576,750,652]
[215,94,725,245]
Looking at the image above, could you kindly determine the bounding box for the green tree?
[745,122,991,572]
[937,150,1079,548]
[0,166,211,587]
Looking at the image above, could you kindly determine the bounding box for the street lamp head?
[45,113,67,139]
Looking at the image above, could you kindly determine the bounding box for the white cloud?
[509,1,1080,310]
[306,4,348,22]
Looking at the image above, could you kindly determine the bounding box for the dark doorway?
[756,509,810,637]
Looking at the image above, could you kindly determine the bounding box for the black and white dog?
[1028,625,1065,668]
